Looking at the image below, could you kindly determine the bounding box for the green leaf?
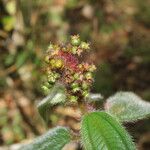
[38,84,66,122]
[21,126,71,150]
[81,111,135,150]
[105,92,150,122]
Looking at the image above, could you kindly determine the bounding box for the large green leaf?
[38,84,66,122]
[81,112,135,150]
[105,92,150,122]
[21,126,71,150]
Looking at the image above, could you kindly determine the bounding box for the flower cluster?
[42,35,96,103]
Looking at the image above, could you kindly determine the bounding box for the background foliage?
[0,0,150,149]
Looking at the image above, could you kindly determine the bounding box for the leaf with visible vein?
[81,111,136,150]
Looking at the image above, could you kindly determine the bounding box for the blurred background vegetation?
[0,0,150,149]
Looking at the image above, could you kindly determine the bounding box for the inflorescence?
[42,35,96,103]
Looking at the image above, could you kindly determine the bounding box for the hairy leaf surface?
[105,92,150,122]
[21,126,71,150]
[38,84,66,122]
[81,112,135,150]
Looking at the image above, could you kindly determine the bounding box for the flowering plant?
[21,35,150,150]
[42,35,96,103]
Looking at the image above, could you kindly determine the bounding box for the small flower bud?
[89,64,96,72]
[47,74,56,83]
[44,55,50,63]
[48,43,54,50]
[45,82,52,88]
[62,47,67,52]
[46,69,52,75]
[72,87,80,93]
[41,85,50,94]
[53,45,59,51]
[74,73,80,79]
[71,46,78,54]
[82,90,89,98]
[71,82,79,89]
[54,73,60,79]
[85,72,92,80]
[78,64,83,69]
[50,59,56,67]
[80,41,90,50]
[71,35,81,46]
[70,95,78,103]
[82,82,89,90]
[55,59,63,68]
